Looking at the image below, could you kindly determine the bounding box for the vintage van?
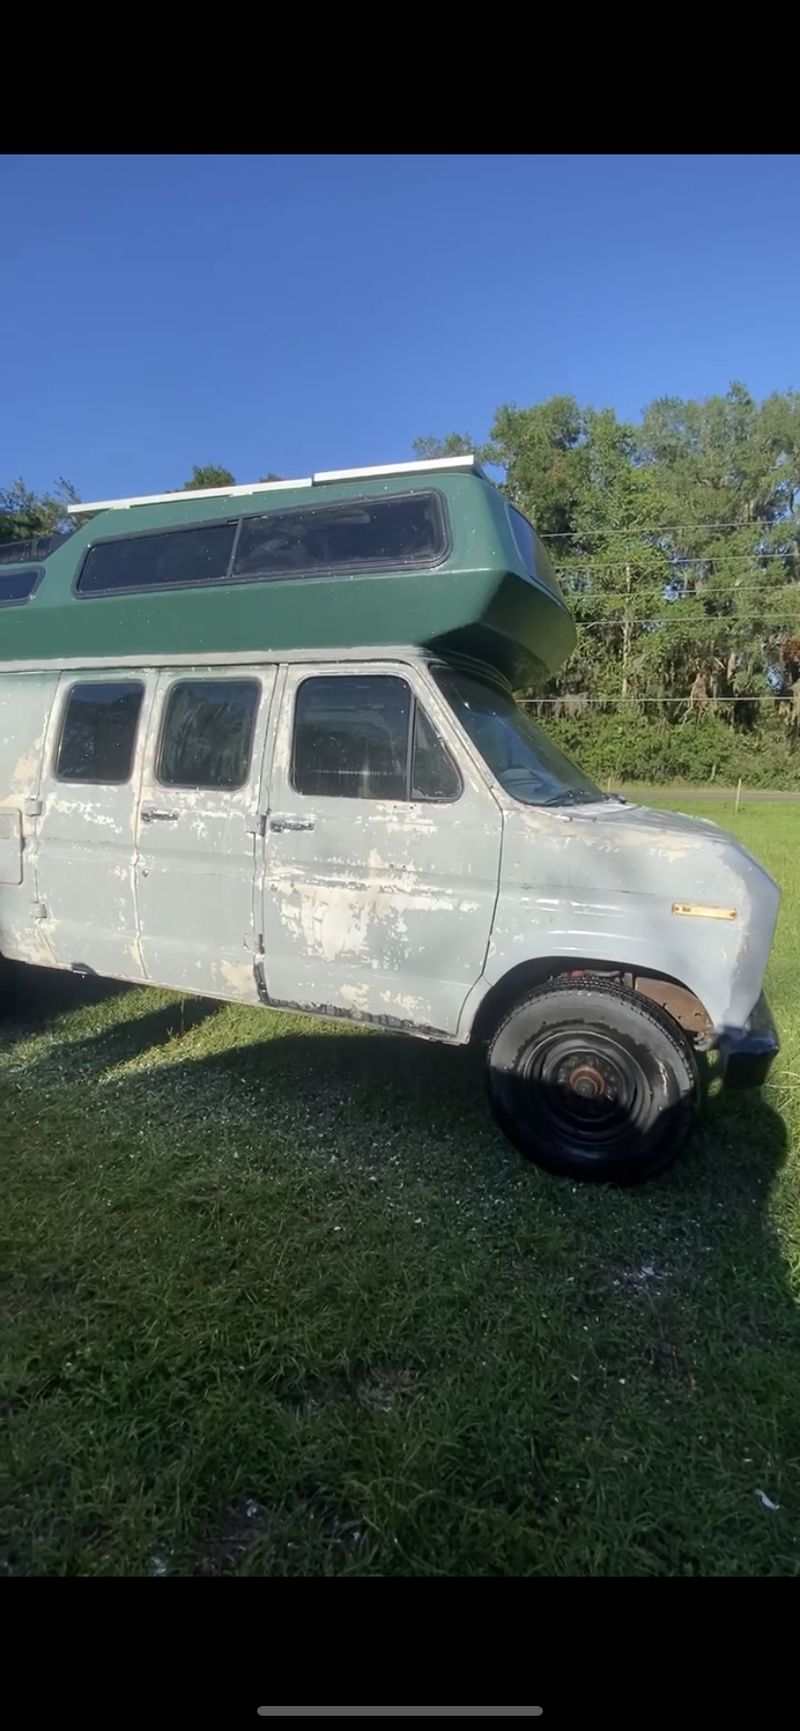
[0,456,780,1183]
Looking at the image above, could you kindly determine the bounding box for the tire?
[486,979,699,1185]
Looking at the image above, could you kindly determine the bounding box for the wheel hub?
[563,1060,613,1101]
[521,1029,648,1150]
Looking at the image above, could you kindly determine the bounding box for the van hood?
[498,795,780,1034]
[554,798,776,880]
[556,798,723,842]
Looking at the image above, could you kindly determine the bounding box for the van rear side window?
[158,679,259,790]
[77,523,236,595]
[56,682,144,783]
[0,567,43,604]
[234,492,447,580]
[74,493,447,597]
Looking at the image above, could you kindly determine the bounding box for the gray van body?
[0,644,780,1081]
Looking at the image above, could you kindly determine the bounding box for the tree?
[487,396,588,539]
[550,406,668,703]
[184,465,236,490]
[412,433,476,461]
[182,466,283,488]
[0,476,79,543]
[419,383,800,742]
[636,385,800,711]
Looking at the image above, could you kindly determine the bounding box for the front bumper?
[718,993,780,1089]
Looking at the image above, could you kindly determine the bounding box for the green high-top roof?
[0,457,576,688]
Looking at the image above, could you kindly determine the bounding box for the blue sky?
[2,154,798,501]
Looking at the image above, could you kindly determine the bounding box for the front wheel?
[487,980,699,1185]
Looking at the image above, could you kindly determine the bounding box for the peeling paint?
[11,749,40,792]
[379,988,430,1019]
[50,796,121,830]
[219,959,257,996]
[0,660,779,1056]
[481,799,779,1038]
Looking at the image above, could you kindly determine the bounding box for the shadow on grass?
[2,962,796,1575]
[1,959,130,1027]
[1,959,789,1194]
[0,961,221,1067]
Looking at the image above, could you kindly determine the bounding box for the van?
[0,456,780,1183]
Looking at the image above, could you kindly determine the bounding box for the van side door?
[0,671,60,968]
[134,667,276,1001]
[35,672,154,979]
[260,662,503,1035]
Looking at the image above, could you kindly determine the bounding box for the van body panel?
[35,671,157,980]
[259,662,503,1034]
[0,671,59,965]
[471,800,780,1041]
[134,666,278,1000]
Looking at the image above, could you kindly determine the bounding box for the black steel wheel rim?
[520,1028,651,1153]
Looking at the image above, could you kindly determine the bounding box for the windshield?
[434,669,604,807]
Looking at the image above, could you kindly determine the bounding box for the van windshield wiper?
[541,789,606,807]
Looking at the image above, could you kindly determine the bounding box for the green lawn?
[2,803,798,1576]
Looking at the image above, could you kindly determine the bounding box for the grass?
[2,801,799,1577]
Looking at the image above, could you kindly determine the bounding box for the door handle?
[269,814,316,833]
[141,807,180,824]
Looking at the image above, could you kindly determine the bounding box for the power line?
[574,615,798,629]
[560,582,800,600]
[574,619,800,633]
[561,580,799,594]
[539,521,796,540]
[520,695,794,707]
[556,554,798,573]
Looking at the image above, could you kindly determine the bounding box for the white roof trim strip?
[67,478,310,518]
[66,455,481,520]
[312,456,480,483]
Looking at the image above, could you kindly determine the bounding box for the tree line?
[3,385,798,785]
[417,385,799,783]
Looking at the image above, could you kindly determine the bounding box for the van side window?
[0,566,43,605]
[234,492,447,581]
[56,681,144,784]
[158,679,259,790]
[292,675,461,803]
[74,493,447,599]
[77,523,236,595]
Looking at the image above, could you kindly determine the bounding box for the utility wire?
[520,695,794,706]
[572,614,798,628]
[559,582,800,600]
[539,520,798,539]
[556,554,798,572]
